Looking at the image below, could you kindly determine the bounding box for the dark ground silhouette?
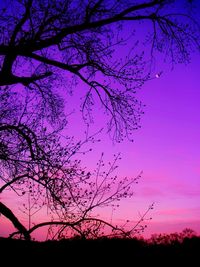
[0,233,199,265]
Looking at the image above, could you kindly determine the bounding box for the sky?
[63,52,200,238]
[120,55,200,237]
[62,2,200,238]
[0,0,200,239]
[63,2,200,237]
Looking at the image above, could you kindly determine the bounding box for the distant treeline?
[0,229,199,265]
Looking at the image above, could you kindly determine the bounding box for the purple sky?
[1,0,200,239]
[64,52,200,238]
[60,2,200,237]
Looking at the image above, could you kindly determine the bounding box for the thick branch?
[22,1,164,51]
[0,174,28,194]
[26,53,76,73]
[0,124,35,159]
[10,0,33,45]
[28,217,128,236]
[10,217,129,239]
[0,202,30,240]
[116,0,164,18]
[0,71,52,87]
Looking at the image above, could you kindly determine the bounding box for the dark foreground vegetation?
[0,230,199,265]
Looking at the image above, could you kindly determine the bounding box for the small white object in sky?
[155,71,163,78]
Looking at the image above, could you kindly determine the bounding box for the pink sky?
[1,1,200,240]
[64,52,200,238]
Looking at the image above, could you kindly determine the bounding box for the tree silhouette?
[0,88,154,240]
[149,228,197,245]
[0,0,199,240]
[0,0,199,140]
[0,95,153,239]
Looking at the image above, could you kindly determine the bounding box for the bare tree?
[0,0,199,240]
[0,0,199,141]
[0,97,153,240]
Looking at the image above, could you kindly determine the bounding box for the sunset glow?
[0,0,200,240]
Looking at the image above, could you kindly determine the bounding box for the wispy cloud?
[157,207,200,217]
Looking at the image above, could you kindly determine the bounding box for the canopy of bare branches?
[0,0,199,140]
[0,0,199,240]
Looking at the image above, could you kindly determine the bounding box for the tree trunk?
[0,201,30,241]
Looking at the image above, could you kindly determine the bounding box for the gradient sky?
[63,2,200,237]
[63,52,200,238]
[1,0,200,239]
